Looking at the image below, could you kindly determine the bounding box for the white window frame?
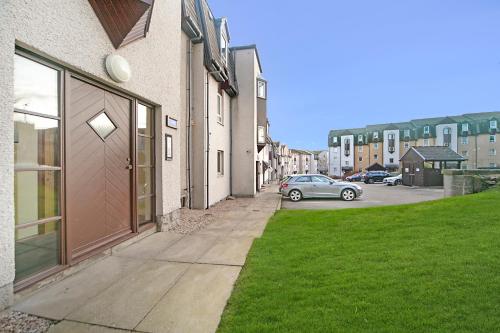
[490,135,497,143]
[424,126,430,134]
[373,154,378,160]
[217,94,223,125]
[462,123,469,132]
[358,145,363,153]
[217,150,224,175]
[257,80,266,99]
[257,126,265,144]
[373,131,379,140]
[424,139,430,146]
[461,136,469,145]
[374,143,379,150]
[333,137,338,144]
[490,120,498,130]
[220,33,228,65]
[404,129,410,137]
[490,163,497,168]
[489,148,497,156]
[358,135,363,143]
[404,142,410,149]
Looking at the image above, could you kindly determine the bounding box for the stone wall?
[443,169,500,197]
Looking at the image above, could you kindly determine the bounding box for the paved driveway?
[281,183,444,210]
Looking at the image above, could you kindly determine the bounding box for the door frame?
[64,72,141,265]
[13,46,159,290]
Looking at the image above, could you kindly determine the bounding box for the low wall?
[443,169,500,197]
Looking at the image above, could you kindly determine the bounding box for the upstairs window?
[462,123,469,132]
[373,131,379,140]
[374,143,379,150]
[490,135,496,143]
[344,138,351,157]
[257,126,265,144]
[424,139,430,146]
[257,80,266,99]
[490,120,498,130]
[220,34,228,65]
[404,142,410,149]
[424,126,430,135]
[358,134,363,143]
[217,94,223,125]
[333,137,338,144]
[489,148,497,156]
[358,146,363,153]
[461,136,469,145]
[443,127,452,147]
[388,133,396,153]
[404,129,411,138]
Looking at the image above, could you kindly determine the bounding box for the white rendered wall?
[383,129,400,167]
[436,123,458,152]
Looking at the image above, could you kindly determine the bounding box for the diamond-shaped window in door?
[88,111,117,141]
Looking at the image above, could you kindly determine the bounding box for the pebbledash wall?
[0,0,182,308]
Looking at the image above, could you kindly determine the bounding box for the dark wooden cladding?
[66,77,133,260]
[88,0,154,49]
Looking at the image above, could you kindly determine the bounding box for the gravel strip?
[0,311,55,333]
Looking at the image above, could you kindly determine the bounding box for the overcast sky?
[209,0,500,150]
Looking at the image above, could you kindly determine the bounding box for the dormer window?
[490,120,498,130]
[462,123,469,132]
[257,80,266,99]
[333,137,338,144]
[220,34,228,65]
[373,132,379,140]
[404,129,410,138]
[424,126,430,135]
[358,135,363,143]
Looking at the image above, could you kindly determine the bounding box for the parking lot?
[281,183,444,210]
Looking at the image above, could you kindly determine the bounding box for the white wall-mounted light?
[105,54,131,83]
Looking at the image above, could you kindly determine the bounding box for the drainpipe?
[206,70,222,209]
[229,97,233,196]
[186,33,202,209]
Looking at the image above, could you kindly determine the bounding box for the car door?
[311,176,341,197]
[293,176,313,197]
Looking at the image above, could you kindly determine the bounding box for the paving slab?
[14,256,145,320]
[113,232,184,259]
[155,235,219,263]
[197,236,255,266]
[48,320,130,333]
[135,264,241,333]
[67,261,189,330]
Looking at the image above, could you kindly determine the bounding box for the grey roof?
[406,146,467,161]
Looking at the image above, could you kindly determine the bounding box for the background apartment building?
[328,111,500,177]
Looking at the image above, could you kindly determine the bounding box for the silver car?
[280,174,363,202]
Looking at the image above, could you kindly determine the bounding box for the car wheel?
[368,178,374,184]
[396,179,402,185]
[289,189,302,202]
[341,189,356,201]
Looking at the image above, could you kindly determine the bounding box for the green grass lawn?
[218,188,500,333]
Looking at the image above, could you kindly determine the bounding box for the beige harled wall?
[232,48,260,196]
[0,0,182,307]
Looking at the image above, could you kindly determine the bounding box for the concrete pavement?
[13,185,281,333]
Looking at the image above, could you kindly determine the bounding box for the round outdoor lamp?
[105,54,132,83]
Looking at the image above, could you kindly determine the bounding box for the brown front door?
[66,76,133,261]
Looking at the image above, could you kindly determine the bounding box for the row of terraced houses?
[328,112,500,177]
[0,0,290,308]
